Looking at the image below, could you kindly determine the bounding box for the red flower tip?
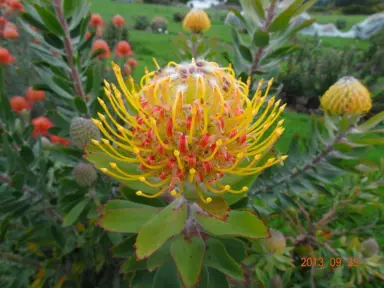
[26,87,45,103]
[92,39,110,59]
[89,13,104,27]
[115,40,131,57]
[112,14,125,28]
[50,135,71,146]
[10,96,30,113]
[31,116,53,138]
[0,46,15,65]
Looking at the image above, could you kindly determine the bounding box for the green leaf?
[20,146,35,165]
[170,235,205,288]
[293,0,318,16]
[261,45,298,63]
[268,0,301,32]
[253,29,269,48]
[135,200,187,260]
[11,173,25,191]
[98,207,160,233]
[120,187,166,207]
[249,0,265,20]
[147,240,172,272]
[153,261,181,288]
[194,197,230,220]
[357,110,384,132]
[63,0,78,18]
[73,97,87,114]
[120,256,147,273]
[34,5,65,36]
[207,268,229,287]
[63,198,88,227]
[239,45,253,62]
[195,210,268,239]
[228,7,247,25]
[204,238,243,280]
[112,235,136,258]
[221,238,246,263]
[103,199,153,210]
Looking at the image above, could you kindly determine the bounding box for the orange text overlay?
[300,257,359,268]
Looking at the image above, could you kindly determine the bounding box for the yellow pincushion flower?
[183,9,211,34]
[91,59,286,204]
[320,76,372,115]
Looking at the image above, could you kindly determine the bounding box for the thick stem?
[53,0,85,100]
[0,252,41,267]
[190,33,199,59]
[250,1,277,74]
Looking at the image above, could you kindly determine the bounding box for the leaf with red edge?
[135,200,187,260]
[195,210,269,239]
[195,197,230,220]
[170,234,205,288]
[98,208,160,233]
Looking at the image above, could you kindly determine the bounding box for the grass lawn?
[91,1,383,161]
[311,13,367,31]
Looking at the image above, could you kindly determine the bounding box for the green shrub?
[173,12,184,22]
[335,19,347,30]
[341,4,376,15]
[134,15,150,30]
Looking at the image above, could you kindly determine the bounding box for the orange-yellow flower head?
[320,76,371,115]
[91,59,286,204]
[183,9,211,34]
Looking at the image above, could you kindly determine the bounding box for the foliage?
[0,0,384,287]
[335,19,346,30]
[134,15,150,31]
[173,12,184,23]
[226,0,318,85]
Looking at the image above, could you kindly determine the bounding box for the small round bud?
[361,238,379,258]
[70,117,100,148]
[261,230,286,254]
[270,275,283,288]
[41,137,52,149]
[73,162,97,187]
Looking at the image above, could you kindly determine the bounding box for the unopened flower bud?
[261,230,286,254]
[361,238,379,258]
[41,137,52,149]
[73,162,97,187]
[70,117,100,148]
[14,119,23,135]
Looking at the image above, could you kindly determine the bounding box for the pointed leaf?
[171,235,205,288]
[120,256,147,273]
[253,29,269,48]
[239,45,253,63]
[204,238,243,280]
[195,210,268,239]
[102,199,152,211]
[63,199,88,227]
[63,0,78,18]
[112,235,136,258]
[153,261,181,288]
[147,240,172,272]
[73,97,87,114]
[135,200,187,259]
[207,268,229,287]
[221,238,247,263]
[99,207,160,233]
[34,5,65,36]
[357,111,384,132]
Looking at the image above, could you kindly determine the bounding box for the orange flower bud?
[26,87,45,103]
[10,96,30,113]
[92,39,110,59]
[112,14,125,28]
[115,40,131,57]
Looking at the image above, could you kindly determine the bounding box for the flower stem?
[53,0,85,101]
